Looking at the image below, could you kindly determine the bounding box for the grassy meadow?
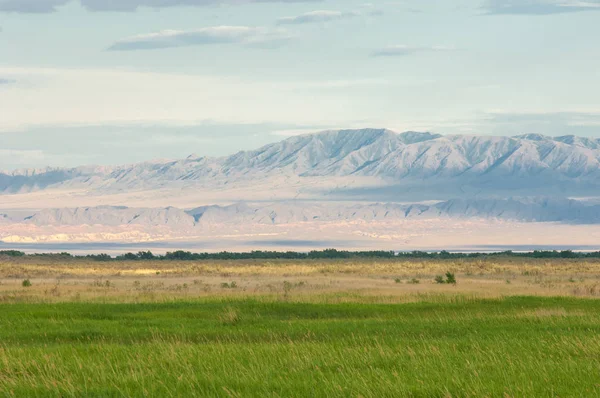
[2,255,600,396]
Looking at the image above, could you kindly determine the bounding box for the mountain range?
[2,129,600,248]
[3,129,600,199]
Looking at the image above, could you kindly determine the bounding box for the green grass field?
[2,296,600,397]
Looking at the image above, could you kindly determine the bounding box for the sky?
[0,0,599,169]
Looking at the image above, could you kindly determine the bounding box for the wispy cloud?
[485,0,600,15]
[0,0,68,13]
[277,10,357,25]
[0,0,323,13]
[83,0,323,12]
[108,26,291,51]
[0,78,16,85]
[277,4,384,25]
[372,45,455,57]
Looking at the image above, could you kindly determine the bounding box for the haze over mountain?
[3,129,600,200]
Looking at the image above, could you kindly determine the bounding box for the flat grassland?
[2,256,600,396]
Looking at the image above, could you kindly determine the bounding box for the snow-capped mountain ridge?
[2,129,600,196]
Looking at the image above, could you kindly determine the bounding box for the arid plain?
[3,255,600,303]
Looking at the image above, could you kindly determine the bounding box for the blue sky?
[0,0,599,168]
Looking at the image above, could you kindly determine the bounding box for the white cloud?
[277,10,357,25]
[108,26,291,51]
[372,45,455,57]
[82,0,323,12]
[296,78,393,89]
[485,0,600,15]
[0,0,68,13]
[277,5,384,25]
[0,0,323,13]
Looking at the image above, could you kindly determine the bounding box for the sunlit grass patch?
[0,296,600,396]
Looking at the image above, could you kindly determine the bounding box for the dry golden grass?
[2,256,600,303]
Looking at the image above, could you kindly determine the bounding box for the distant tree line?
[1,248,599,261]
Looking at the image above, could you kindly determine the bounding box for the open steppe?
[2,255,600,303]
[2,255,600,397]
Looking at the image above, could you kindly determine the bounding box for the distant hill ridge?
[3,197,600,227]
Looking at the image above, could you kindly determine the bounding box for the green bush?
[22,279,32,287]
[445,272,457,285]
